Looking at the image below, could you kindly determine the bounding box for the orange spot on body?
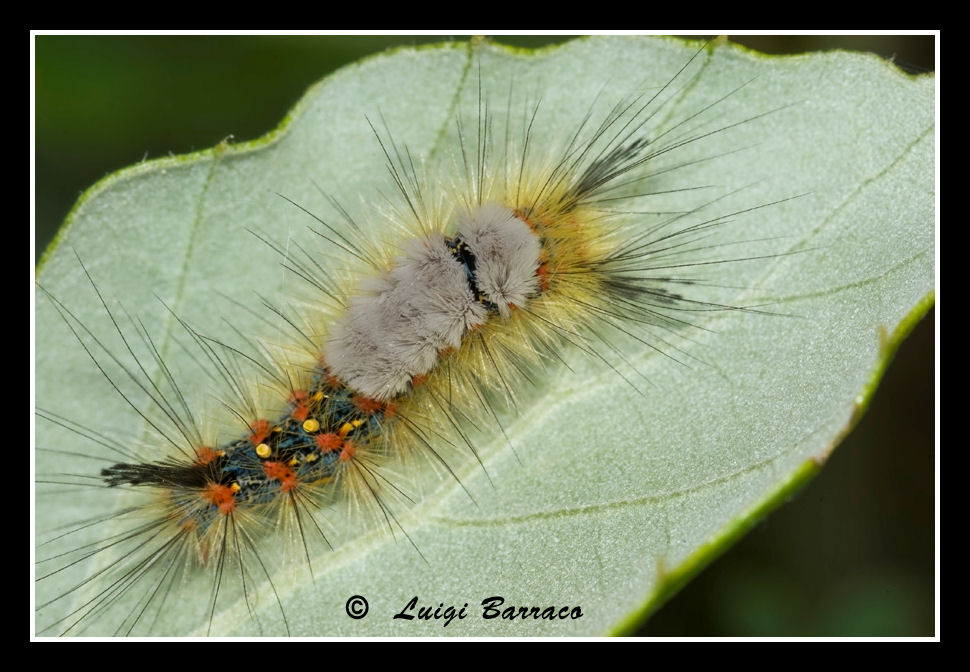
[536,263,550,292]
[315,433,342,453]
[289,389,311,421]
[202,483,236,515]
[353,395,383,414]
[263,461,298,492]
[411,374,428,388]
[383,402,397,419]
[514,208,537,230]
[322,368,341,389]
[249,419,271,446]
[339,441,356,462]
[195,446,218,465]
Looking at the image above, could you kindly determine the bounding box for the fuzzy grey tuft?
[458,204,541,319]
[325,234,486,399]
[325,205,542,400]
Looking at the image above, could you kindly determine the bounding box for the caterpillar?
[33,35,935,637]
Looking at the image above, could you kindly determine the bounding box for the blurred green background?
[34,34,936,637]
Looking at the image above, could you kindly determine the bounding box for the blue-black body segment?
[101,369,394,533]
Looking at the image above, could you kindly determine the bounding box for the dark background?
[34,34,936,636]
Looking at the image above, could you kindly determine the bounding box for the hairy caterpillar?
[34,35,932,634]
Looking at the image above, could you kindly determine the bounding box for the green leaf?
[35,36,934,636]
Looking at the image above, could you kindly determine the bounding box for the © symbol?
[346,595,369,619]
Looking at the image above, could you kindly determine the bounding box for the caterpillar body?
[34,36,935,637]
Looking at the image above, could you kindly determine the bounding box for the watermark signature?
[345,595,583,627]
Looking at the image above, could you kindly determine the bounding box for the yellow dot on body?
[312,391,324,402]
[230,482,241,493]
[255,443,272,458]
[303,418,320,433]
[339,422,354,437]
